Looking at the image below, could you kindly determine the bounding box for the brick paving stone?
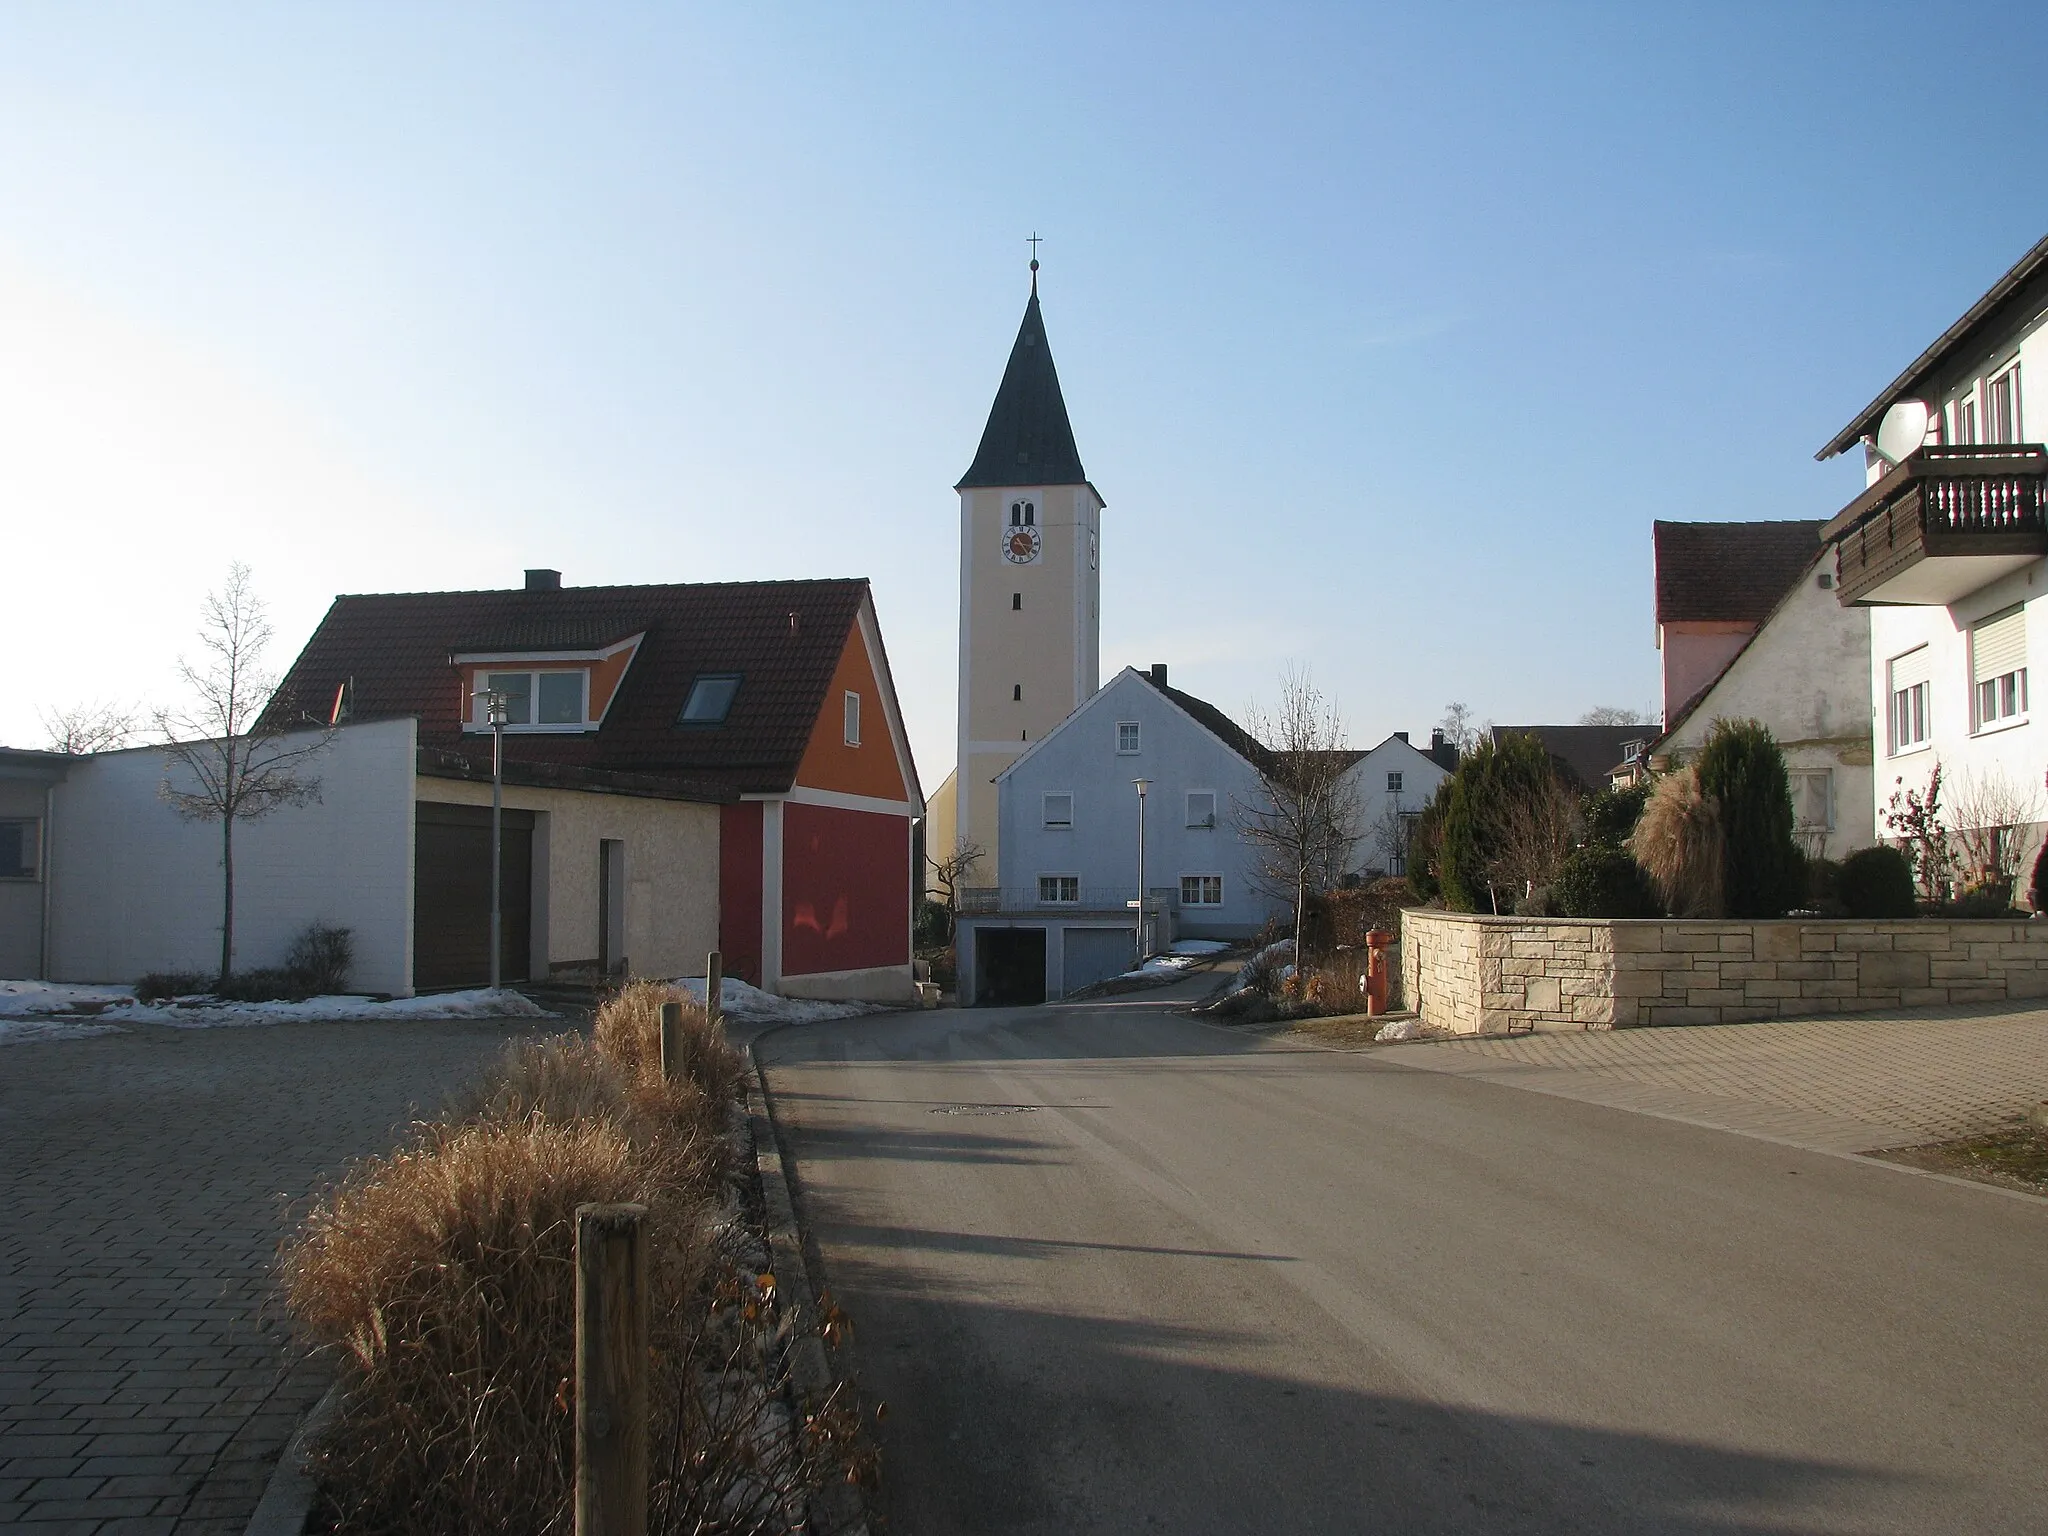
[1382,999,2048,1154]
[1,1012,555,1531]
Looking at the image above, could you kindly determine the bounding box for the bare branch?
[1579,704,1656,727]
[1233,667,1361,961]
[40,701,141,755]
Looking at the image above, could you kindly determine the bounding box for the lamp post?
[473,687,509,991]
[1133,778,1151,963]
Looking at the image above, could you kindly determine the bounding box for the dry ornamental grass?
[282,985,862,1536]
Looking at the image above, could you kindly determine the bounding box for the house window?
[1043,792,1073,827]
[1987,363,2022,443]
[1038,875,1078,904]
[1116,721,1141,754]
[0,818,40,879]
[476,670,590,731]
[1186,790,1216,827]
[677,673,741,726]
[1888,647,1931,754]
[1972,605,2028,730]
[843,690,861,746]
[1385,771,1403,795]
[1790,770,1834,831]
[1953,393,1978,445]
[1180,875,1224,906]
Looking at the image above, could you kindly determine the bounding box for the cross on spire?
[1027,232,1041,292]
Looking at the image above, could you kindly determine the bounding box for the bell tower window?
[1009,499,1036,527]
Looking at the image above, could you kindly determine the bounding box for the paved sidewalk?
[0,1015,554,1534]
[1377,1001,2048,1156]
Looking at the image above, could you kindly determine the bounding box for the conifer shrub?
[2031,838,2048,913]
[1582,782,1652,849]
[1552,844,1661,919]
[1439,733,1570,913]
[1837,845,1917,918]
[1694,719,1805,919]
[1406,780,1452,901]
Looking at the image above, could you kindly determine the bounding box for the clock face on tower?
[1004,524,1042,563]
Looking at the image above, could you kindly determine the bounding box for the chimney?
[524,568,561,591]
[1394,730,1409,743]
[1150,663,1168,688]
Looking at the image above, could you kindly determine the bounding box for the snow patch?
[1373,1019,1423,1042]
[672,976,884,1026]
[120,989,556,1026]
[1112,939,1238,981]
[0,981,136,1017]
[0,1018,128,1045]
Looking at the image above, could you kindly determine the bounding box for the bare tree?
[1579,704,1655,727]
[1234,668,1361,964]
[1367,800,1413,876]
[41,702,141,755]
[927,837,986,917]
[1947,766,2042,892]
[1436,701,1481,756]
[1484,771,1580,901]
[155,564,331,986]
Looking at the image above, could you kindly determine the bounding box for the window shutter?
[1889,646,1932,692]
[1972,607,2026,683]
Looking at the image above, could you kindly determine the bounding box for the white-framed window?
[1043,792,1073,827]
[1116,721,1141,754]
[0,817,41,880]
[1888,647,1931,754]
[1952,389,1979,446]
[1386,771,1403,794]
[1972,605,2028,730]
[470,669,591,732]
[843,690,861,746]
[1185,790,1216,827]
[1180,874,1224,906]
[1987,362,2023,443]
[1038,874,1079,904]
[1790,770,1834,831]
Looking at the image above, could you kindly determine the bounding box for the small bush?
[1947,881,2022,919]
[913,898,952,949]
[1805,857,1844,916]
[1515,884,1558,917]
[2032,838,2048,912]
[593,979,744,1110]
[1695,719,1804,919]
[135,971,210,1002]
[214,967,306,1002]
[1630,767,1725,918]
[1553,845,1660,919]
[1582,783,1652,849]
[286,922,354,994]
[1837,845,1917,918]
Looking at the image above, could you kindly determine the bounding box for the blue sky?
[5,3,2046,778]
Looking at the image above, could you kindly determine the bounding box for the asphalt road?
[757,995,2048,1535]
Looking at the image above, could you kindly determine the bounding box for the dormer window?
[471,669,590,731]
[678,673,742,726]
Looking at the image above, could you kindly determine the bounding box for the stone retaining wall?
[1401,908,2048,1034]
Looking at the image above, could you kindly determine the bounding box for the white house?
[1819,232,2048,893]
[955,665,1284,1005]
[1340,733,1454,879]
[1647,533,1875,861]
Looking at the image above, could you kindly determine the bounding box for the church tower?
[944,266,1103,889]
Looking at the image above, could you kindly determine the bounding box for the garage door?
[1062,926,1136,996]
[414,802,535,990]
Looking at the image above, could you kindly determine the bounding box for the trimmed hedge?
[1553,845,1661,919]
[1837,845,1916,919]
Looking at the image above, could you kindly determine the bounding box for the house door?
[599,839,626,979]
[414,802,535,990]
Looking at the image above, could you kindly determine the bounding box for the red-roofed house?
[1654,521,1826,722]
[265,569,924,1001]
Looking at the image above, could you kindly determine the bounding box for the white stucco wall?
[418,774,721,982]
[995,668,1282,938]
[46,718,417,993]
[1341,737,1451,877]
[1866,559,2048,871]
[1662,558,1876,860]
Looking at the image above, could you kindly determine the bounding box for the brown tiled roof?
[1489,725,1651,791]
[1140,673,1271,770]
[267,578,872,797]
[1653,521,1824,625]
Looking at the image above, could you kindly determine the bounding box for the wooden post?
[658,1001,683,1085]
[575,1203,648,1536]
[704,951,723,1029]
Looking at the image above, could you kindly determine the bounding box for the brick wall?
[1403,908,2048,1034]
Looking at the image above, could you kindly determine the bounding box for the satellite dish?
[1875,399,1931,465]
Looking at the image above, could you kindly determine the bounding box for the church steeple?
[956,289,1090,491]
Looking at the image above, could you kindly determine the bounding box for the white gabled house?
[1340,733,1455,879]
[955,665,1284,1005]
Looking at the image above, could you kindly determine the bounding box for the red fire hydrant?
[1364,927,1395,1016]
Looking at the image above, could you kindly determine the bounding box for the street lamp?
[1133,777,1151,963]
[472,686,509,991]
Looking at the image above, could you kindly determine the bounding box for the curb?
[242,1379,339,1536]
[746,1042,874,1536]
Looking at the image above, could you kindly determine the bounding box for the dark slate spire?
[956,289,1089,490]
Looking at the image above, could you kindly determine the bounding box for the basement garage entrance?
[414,802,535,990]
[975,928,1047,1007]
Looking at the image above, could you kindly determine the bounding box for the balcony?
[957,885,1179,917]
[1824,445,2048,606]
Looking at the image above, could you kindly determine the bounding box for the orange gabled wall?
[794,620,910,802]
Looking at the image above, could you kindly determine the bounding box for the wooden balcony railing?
[1823,445,2048,606]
